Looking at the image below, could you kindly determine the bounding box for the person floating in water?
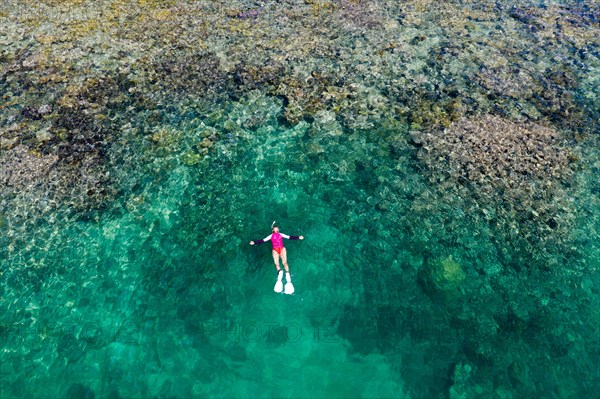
[250,222,304,294]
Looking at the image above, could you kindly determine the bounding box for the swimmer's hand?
[250,241,255,245]
[300,236,304,240]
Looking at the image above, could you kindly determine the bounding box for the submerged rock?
[432,255,465,289]
[35,127,53,143]
[419,255,466,298]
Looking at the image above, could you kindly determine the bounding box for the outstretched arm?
[250,234,272,245]
[281,233,304,240]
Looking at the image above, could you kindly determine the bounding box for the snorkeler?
[250,222,304,294]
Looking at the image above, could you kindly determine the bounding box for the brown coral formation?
[1,0,596,134]
[412,115,580,266]
[415,115,575,188]
[0,145,111,219]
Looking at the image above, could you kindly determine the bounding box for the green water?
[1,101,410,397]
[3,94,599,397]
[1,0,600,398]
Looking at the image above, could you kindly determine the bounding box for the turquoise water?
[1,101,411,397]
[1,0,600,398]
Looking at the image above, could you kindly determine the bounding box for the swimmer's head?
[272,226,279,233]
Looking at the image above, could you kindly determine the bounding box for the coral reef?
[0,0,598,398]
[412,115,580,268]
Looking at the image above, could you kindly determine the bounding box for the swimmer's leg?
[273,249,284,293]
[281,248,290,273]
[281,248,294,294]
[272,250,281,272]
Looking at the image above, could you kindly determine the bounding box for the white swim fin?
[284,272,295,295]
[274,270,283,293]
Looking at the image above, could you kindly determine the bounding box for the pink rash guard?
[270,232,284,249]
[253,232,301,253]
[261,232,288,250]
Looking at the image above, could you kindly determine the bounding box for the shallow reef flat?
[1,1,599,398]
